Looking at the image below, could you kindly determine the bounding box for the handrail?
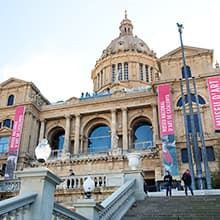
[53,202,87,220]
[99,179,136,220]
[0,192,37,217]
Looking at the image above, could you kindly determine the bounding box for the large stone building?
[0,13,220,193]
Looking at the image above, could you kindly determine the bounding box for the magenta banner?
[158,84,175,135]
[158,84,178,176]
[207,76,220,130]
[4,106,25,179]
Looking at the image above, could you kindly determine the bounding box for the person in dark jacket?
[182,169,194,196]
[67,169,75,189]
[164,170,172,196]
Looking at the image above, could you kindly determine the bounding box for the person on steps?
[182,169,194,196]
[164,170,172,196]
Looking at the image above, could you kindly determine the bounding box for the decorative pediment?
[0,77,28,89]
[160,46,213,61]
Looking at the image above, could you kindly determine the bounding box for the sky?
[0,0,219,103]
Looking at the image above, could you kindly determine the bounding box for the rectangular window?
[100,70,103,86]
[0,136,9,153]
[150,67,153,82]
[145,65,149,82]
[124,63,128,80]
[186,114,200,133]
[206,146,215,161]
[181,147,214,163]
[118,63,122,80]
[112,64,116,82]
[139,63,143,80]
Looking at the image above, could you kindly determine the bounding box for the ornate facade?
[0,13,220,191]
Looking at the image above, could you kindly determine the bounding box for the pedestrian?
[67,169,75,189]
[182,169,194,196]
[143,180,148,196]
[164,170,172,196]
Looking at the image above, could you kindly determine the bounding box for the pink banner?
[207,77,220,130]
[158,84,175,135]
[4,106,25,179]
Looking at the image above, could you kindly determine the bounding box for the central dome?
[100,12,155,60]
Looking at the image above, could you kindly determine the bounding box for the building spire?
[125,10,127,19]
[119,10,133,36]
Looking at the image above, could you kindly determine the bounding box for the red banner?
[207,77,220,130]
[158,84,178,176]
[158,84,175,135]
[4,106,25,179]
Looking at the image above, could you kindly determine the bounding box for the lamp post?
[177,23,204,189]
[35,138,51,163]
[179,79,196,189]
[83,176,95,199]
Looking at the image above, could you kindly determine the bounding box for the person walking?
[164,170,172,196]
[67,169,75,189]
[182,169,194,196]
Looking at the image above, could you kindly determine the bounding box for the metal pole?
[177,23,203,189]
[180,79,196,189]
[192,77,212,189]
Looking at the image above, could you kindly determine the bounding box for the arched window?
[88,125,111,152]
[133,122,153,148]
[7,95,14,106]
[50,128,65,151]
[177,94,206,107]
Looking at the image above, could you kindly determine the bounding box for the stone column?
[75,199,101,220]
[15,167,62,220]
[24,111,33,152]
[63,115,71,153]
[111,109,117,148]
[74,114,80,155]
[122,107,128,151]
[39,119,46,144]
[152,104,159,143]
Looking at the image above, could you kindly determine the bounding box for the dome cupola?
[91,12,160,94]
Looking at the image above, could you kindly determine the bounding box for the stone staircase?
[122,195,220,220]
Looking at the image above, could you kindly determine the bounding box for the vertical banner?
[4,106,25,180]
[207,76,220,131]
[158,84,179,176]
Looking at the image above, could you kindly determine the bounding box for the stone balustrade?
[58,173,124,190]
[0,178,20,192]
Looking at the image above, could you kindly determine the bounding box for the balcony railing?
[0,178,20,192]
[0,172,124,192]
[48,144,156,161]
[58,173,124,190]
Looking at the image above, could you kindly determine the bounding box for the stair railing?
[98,178,136,220]
[0,192,37,219]
[53,202,87,220]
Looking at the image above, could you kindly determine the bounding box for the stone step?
[122,195,220,220]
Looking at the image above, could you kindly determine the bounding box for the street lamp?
[177,23,204,189]
[35,138,51,163]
